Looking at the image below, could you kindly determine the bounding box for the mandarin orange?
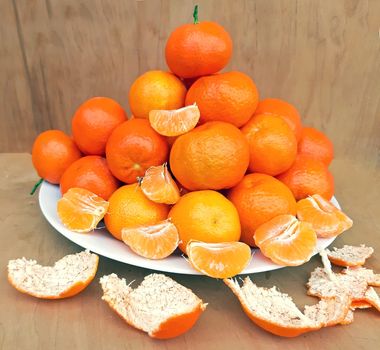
[106,118,169,183]
[241,114,297,176]
[185,71,259,127]
[228,173,297,246]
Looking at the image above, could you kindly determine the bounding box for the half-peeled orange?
[149,104,200,137]
[139,163,180,205]
[57,187,109,233]
[186,240,251,278]
[296,194,353,238]
[254,214,317,266]
[122,219,179,259]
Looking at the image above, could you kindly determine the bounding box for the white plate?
[39,181,338,275]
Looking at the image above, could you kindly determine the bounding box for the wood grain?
[0,153,379,349]
[0,0,379,159]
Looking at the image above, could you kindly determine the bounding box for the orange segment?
[254,215,317,266]
[149,104,200,136]
[139,163,180,205]
[57,188,109,233]
[186,241,252,278]
[296,194,353,238]
[122,220,179,259]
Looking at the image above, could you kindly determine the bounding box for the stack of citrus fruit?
[31,6,352,279]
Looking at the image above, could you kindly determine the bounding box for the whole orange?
[254,98,302,141]
[170,121,249,190]
[129,70,186,119]
[185,71,259,128]
[72,97,127,155]
[228,173,297,246]
[298,127,334,166]
[104,184,169,240]
[277,155,334,200]
[106,118,169,183]
[168,190,241,253]
[165,19,232,78]
[241,114,297,176]
[32,130,81,184]
[60,156,120,200]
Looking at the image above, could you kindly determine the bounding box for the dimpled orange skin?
[32,130,81,184]
[72,97,127,155]
[185,71,259,128]
[129,71,186,119]
[106,119,169,184]
[241,114,297,176]
[277,155,334,200]
[228,173,297,246]
[165,21,232,79]
[104,184,169,241]
[170,121,250,191]
[298,127,334,166]
[60,156,120,200]
[254,98,302,141]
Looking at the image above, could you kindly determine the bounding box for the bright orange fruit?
[149,104,200,137]
[241,114,297,176]
[122,219,179,259]
[296,194,353,238]
[129,70,186,119]
[254,215,317,266]
[228,173,297,246]
[139,163,180,205]
[185,71,259,128]
[186,241,251,278]
[57,188,108,233]
[298,127,334,166]
[170,121,249,190]
[254,98,302,141]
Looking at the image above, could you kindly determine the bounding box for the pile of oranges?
[31,6,352,278]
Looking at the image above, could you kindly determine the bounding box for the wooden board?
[0,0,379,159]
[0,153,379,349]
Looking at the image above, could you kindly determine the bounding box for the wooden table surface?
[0,153,379,350]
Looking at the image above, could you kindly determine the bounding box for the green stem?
[30,178,43,195]
[193,5,199,24]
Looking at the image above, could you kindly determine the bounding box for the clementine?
[185,71,259,127]
[277,155,334,200]
[241,114,297,176]
[165,6,232,78]
[298,127,334,166]
[168,190,241,253]
[106,118,169,183]
[72,97,127,155]
[129,70,186,119]
[60,155,119,200]
[32,130,81,184]
[104,184,169,240]
[228,173,297,246]
[254,98,302,140]
[170,121,249,190]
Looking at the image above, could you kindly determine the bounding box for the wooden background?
[0,0,379,160]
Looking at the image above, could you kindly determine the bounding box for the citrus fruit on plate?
[39,181,340,275]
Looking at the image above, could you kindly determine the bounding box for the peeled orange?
[122,220,179,259]
[186,241,251,278]
[57,188,109,233]
[149,104,200,137]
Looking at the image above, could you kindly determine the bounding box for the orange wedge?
[139,163,180,204]
[121,219,179,259]
[186,241,251,278]
[8,250,99,299]
[57,187,109,232]
[254,215,317,266]
[296,194,353,238]
[149,104,200,137]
